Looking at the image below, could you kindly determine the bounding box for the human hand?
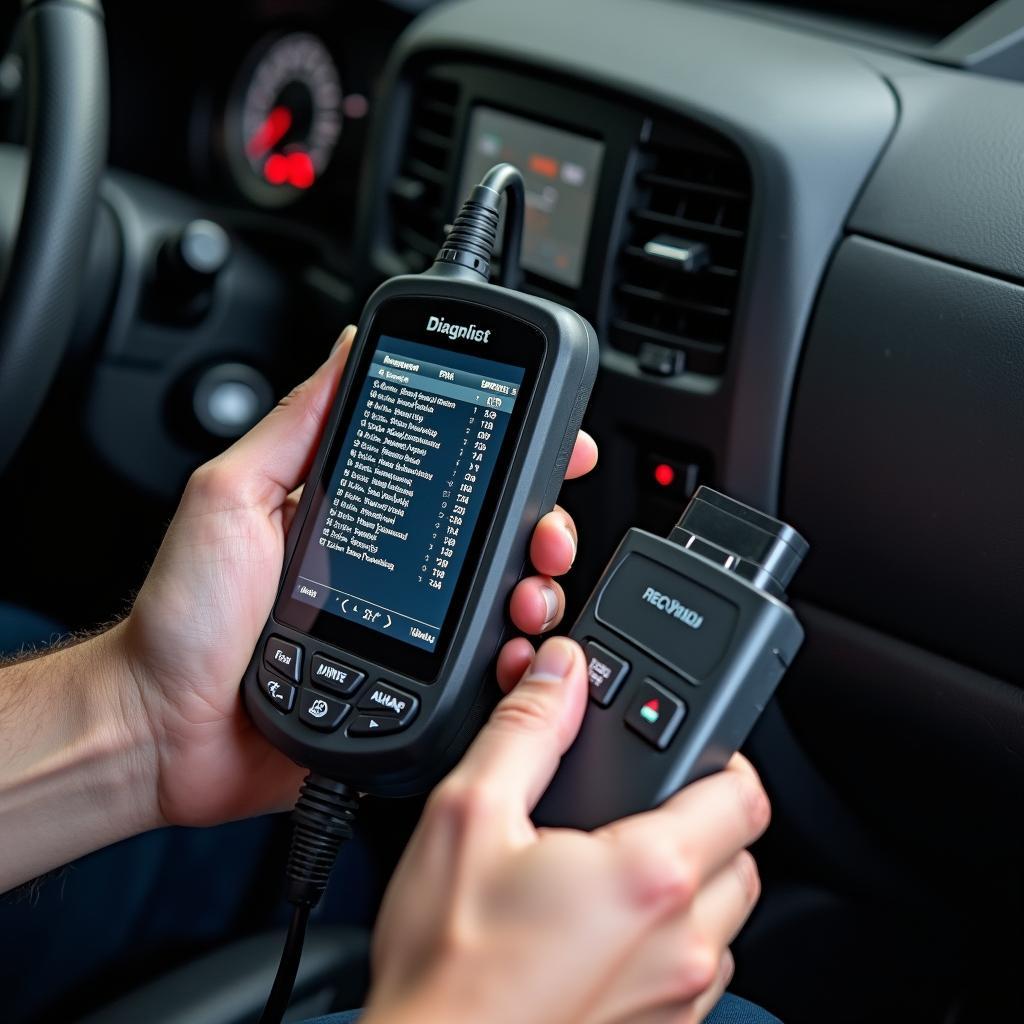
[117,328,597,829]
[363,637,769,1024]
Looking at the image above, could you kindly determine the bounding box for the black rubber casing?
[243,272,597,796]
[535,528,804,830]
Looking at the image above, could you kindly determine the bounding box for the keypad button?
[624,679,687,750]
[348,714,407,737]
[357,682,418,725]
[258,672,296,713]
[309,654,365,696]
[584,640,630,706]
[264,636,302,681]
[298,690,350,732]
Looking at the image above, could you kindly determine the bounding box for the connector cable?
[433,162,525,288]
[257,774,359,1024]
[259,163,527,1024]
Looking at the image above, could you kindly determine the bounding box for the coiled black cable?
[434,162,525,288]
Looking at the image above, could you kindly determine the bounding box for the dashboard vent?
[390,75,460,272]
[609,121,751,375]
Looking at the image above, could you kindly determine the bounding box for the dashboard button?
[298,690,349,732]
[624,679,687,750]
[309,654,365,696]
[357,682,418,725]
[584,640,629,706]
[264,636,302,681]
[348,714,406,737]
[258,672,296,713]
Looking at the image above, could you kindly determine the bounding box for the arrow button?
[348,714,405,737]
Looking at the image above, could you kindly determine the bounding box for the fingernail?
[564,521,578,565]
[529,637,576,681]
[331,325,356,355]
[540,586,558,631]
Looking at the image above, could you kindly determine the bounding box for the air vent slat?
[611,319,725,356]
[421,97,457,118]
[389,75,460,270]
[412,126,454,153]
[609,119,751,375]
[395,224,437,258]
[638,172,748,201]
[631,209,744,240]
[407,157,448,186]
[617,283,731,319]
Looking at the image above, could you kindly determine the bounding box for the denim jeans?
[307,994,782,1024]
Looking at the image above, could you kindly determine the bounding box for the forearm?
[0,622,158,893]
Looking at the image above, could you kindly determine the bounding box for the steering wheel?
[0,0,107,476]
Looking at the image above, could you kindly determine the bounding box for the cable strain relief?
[433,183,500,281]
[284,773,358,909]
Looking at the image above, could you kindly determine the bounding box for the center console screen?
[459,106,604,289]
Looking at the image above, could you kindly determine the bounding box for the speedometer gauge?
[226,33,342,207]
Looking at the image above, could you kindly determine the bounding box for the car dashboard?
[3,0,1024,1019]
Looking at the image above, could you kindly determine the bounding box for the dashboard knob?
[154,219,231,321]
[193,362,273,439]
[174,219,231,279]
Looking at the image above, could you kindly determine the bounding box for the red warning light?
[263,153,290,185]
[286,151,316,189]
[653,462,675,488]
[262,150,316,189]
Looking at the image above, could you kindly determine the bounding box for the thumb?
[453,637,588,817]
[217,325,356,508]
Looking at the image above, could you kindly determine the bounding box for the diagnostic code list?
[295,337,524,651]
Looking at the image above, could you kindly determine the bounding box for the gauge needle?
[247,105,293,158]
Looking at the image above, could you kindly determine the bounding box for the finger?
[496,636,535,693]
[282,486,304,535]
[509,576,564,635]
[599,947,733,1024]
[687,851,761,950]
[565,430,598,480]
[599,757,770,891]
[449,637,587,816]
[215,325,356,509]
[688,950,735,1024]
[615,956,735,1024]
[596,857,753,1024]
[529,508,578,576]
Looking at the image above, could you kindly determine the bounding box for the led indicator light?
[264,153,290,186]
[263,150,316,189]
[640,698,660,724]
[653,462,675,488]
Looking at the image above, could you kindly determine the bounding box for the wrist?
[89,620,163,832]
[0,624,160,892]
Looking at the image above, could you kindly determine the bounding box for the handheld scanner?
[243,166,598,796]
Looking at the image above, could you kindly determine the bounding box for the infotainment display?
[459,107,604,289]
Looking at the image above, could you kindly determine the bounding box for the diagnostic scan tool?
[243,165,598,796]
